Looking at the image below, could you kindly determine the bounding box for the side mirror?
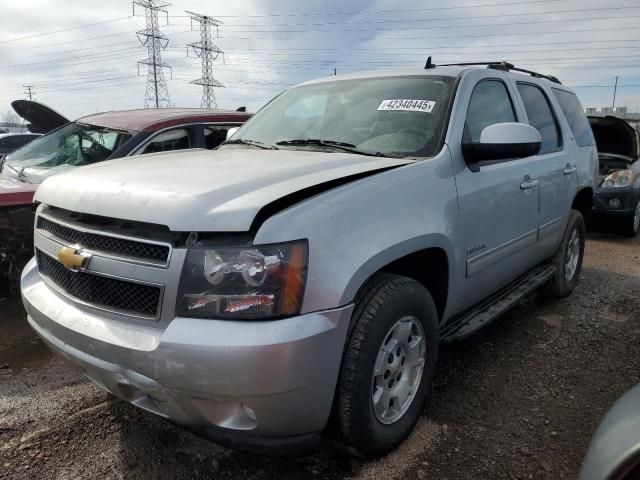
[462,122,541,169]
[226,127,239,140]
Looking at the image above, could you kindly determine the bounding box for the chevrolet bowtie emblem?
[57,246,91,271]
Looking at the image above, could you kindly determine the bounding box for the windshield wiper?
[275,139,384,157]
[221,138,278,150]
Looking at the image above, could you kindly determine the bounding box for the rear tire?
[336,274,439,458]
[622,198,640,237]
[539,209,585,298]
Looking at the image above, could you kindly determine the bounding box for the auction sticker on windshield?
[378,99,436,113]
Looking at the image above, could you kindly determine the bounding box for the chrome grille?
[37,216,170,264]
[36,250,161,318]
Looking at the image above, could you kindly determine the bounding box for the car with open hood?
[0,132,41,157]
[21,62,596,457]
[589,114,640,236]
[0,103,251,294]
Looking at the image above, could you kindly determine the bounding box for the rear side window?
[465,80,516,143]
[141,128,191,154]
[552,89,594,147]
[517,83,561,154]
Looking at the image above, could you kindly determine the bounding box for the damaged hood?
[35,148,413,231]
[588,115,638,162]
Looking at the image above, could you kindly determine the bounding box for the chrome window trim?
[37,212,172,268]
[36,247,164,321]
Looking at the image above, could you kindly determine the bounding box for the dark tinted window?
[552,89,594,147]
[465,80,516,142]
[204,126,233,149]
[0,135,37,148]
[517,83,561,154]
[141,128,191,154]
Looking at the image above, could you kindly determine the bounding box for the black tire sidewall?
[338,277,439,457]
[625,198,640,237]
[552,210,586,296]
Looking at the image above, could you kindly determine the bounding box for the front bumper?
[593,187,638,216]
[21,258,353,453]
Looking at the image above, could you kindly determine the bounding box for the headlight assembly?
[177,240,308,319]
[602,169,634,188]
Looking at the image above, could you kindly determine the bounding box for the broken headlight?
[176,240,308,319]
[602,169,634,188]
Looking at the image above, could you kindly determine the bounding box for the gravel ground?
[0,232,638,479]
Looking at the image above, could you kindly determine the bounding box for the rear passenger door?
[515,81,575,254]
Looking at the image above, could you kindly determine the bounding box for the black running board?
[441,263,556,343]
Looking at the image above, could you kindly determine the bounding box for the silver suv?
[21,62,596,457]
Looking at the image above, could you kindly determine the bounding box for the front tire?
[539,209,586,298]
[336,274,439,458]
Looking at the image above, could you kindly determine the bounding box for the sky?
[0,0,639,120]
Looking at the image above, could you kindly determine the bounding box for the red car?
[0,101,251,294]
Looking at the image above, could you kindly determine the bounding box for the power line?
[0,16,133,44]
[167,0,580,18]
[214,13,640,34]
[217,47,640,58]
[186,11,224,108]
[9,26,192,51]
[213,24,639,43]
[192,5,640,28]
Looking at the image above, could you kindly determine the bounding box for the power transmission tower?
[133,0,172,108]
[23,85,35,101]
[186,11,224,109]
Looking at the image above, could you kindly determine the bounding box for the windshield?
[4,122,133,176]
[225,75,455,158]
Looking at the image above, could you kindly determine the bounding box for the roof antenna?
[424,56,435,69]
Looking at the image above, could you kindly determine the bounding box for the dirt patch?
[0,233,638,479]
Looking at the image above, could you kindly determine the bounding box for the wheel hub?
[564,226,581,282]
[371,315,426,425]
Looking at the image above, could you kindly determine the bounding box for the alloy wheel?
[565,227,581,282]
[371,315,426,425]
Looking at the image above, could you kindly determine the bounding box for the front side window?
[4,123,133,181]
[465,80,516,143]
[204,126,236,149]
[141,128,192,154]
[223,76,456,158]
[552,88,595,147]
[517,83,561,154]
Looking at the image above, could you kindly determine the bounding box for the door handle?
[520,178,539,189]
[563,164,577,175]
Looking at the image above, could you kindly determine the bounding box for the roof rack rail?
[431,60,562,84]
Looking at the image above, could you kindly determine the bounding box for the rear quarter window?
[552,88,595,147]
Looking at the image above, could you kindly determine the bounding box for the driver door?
[452,78,541,308]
